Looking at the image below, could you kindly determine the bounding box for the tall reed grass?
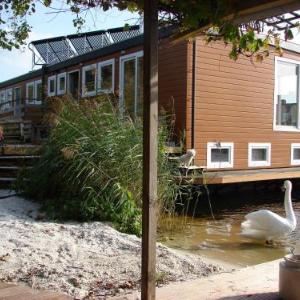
[18,96,180,235]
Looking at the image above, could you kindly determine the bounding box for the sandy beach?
[0,191,222,299]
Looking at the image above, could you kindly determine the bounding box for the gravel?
[0,191,220,299]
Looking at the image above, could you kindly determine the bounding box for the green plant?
[17,96,179,235]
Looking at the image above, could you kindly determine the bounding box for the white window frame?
[97,59,115,93]
[82,64,97,97]
[207,142,234,169]
[119,51,143,115]
[26,82,35,104]
[273,56,300,132]
[57,73,66,95]
[48,75,56,96]
[248,143,271,167]
[291,143,300,165]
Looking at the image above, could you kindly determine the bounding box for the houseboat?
[1,25,300,184]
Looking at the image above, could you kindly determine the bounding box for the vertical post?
[142,1,158,300]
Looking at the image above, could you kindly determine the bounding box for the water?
[158,202,300,268]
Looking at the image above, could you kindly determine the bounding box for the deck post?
[141,0,158,299]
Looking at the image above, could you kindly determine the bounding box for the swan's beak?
[281,185,286,192]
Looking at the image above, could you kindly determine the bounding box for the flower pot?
[279,254,300,300]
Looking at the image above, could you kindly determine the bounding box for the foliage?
[0,0,297,59]
[17,96,178,235]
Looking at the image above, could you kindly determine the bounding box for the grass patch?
[17,96,180,235]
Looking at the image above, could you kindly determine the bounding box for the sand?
[0,191,221,299]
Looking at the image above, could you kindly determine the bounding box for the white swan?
[241,180,297,243]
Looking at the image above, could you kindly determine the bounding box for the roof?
[0,26,174,89]
[30,25,142,65]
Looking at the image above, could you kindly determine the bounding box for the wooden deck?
[0,282,72,300]
[111,259,280,300]
[184,167,300,185]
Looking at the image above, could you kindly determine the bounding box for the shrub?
[18,96,179,235]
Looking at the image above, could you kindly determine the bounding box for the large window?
[275,57,300,130]
[120,51,143,118]
[26,82,35,104]
[35,80,42,103]
[26,80,42,104]
[0,90,6,111]
[6,89,13,110]
[14,87,22,116]
[207,142,234,169]
[82,64,96,97]
[98,59,114,93]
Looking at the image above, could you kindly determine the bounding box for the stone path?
[0,282,72,300]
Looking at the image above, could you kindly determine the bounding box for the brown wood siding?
[158,39,188,143]
[0,39,188,141]
[190,38,300,170]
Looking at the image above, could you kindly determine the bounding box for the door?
[68,71,80,100]
[120,52,143,119]
[14,87,21,117]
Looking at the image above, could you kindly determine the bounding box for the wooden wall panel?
[158,39,188,142]
[190,38,300,170]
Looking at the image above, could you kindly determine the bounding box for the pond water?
[158,201,300,268]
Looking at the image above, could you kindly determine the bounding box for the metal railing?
[0,100,13,112]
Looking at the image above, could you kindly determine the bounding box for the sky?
[0,2,139,82]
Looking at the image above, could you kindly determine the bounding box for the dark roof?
[0,26,173,89]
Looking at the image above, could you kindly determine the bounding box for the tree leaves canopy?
[0,0,297,60]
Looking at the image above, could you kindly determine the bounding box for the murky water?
[158,202,300,268]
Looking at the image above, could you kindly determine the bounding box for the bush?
[18,96,179,235]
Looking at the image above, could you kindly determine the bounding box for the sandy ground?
[0,191,221,299]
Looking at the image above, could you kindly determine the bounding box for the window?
[57,73,66,95]
[82,64,96,97]
[120,51,143,118]
[67,70,80,99]
[48,75,56,96]
[14,87,22,116]
[27,80,42,104]
[98,59,114,93]
[248,143,271,167]
[0,90,6,112]
[291,143,300,165]
[207,142,234,168]
[35,80,42,103]
[26,82,35,104]
[5,89,13,110]
[274,57,300,131]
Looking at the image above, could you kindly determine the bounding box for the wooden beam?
[228,0,300,25]
[142,1,158,300]
[182,167,300,185]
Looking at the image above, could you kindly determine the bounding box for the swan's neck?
[284,186,297,226]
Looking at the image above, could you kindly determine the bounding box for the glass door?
[14,87,21,117]
[120,52,143,119]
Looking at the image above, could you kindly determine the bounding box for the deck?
[184,167,300,185]
[0,282,72,300]
[111,259,280,300]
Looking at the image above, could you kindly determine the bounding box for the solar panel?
[30,25,142,65]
